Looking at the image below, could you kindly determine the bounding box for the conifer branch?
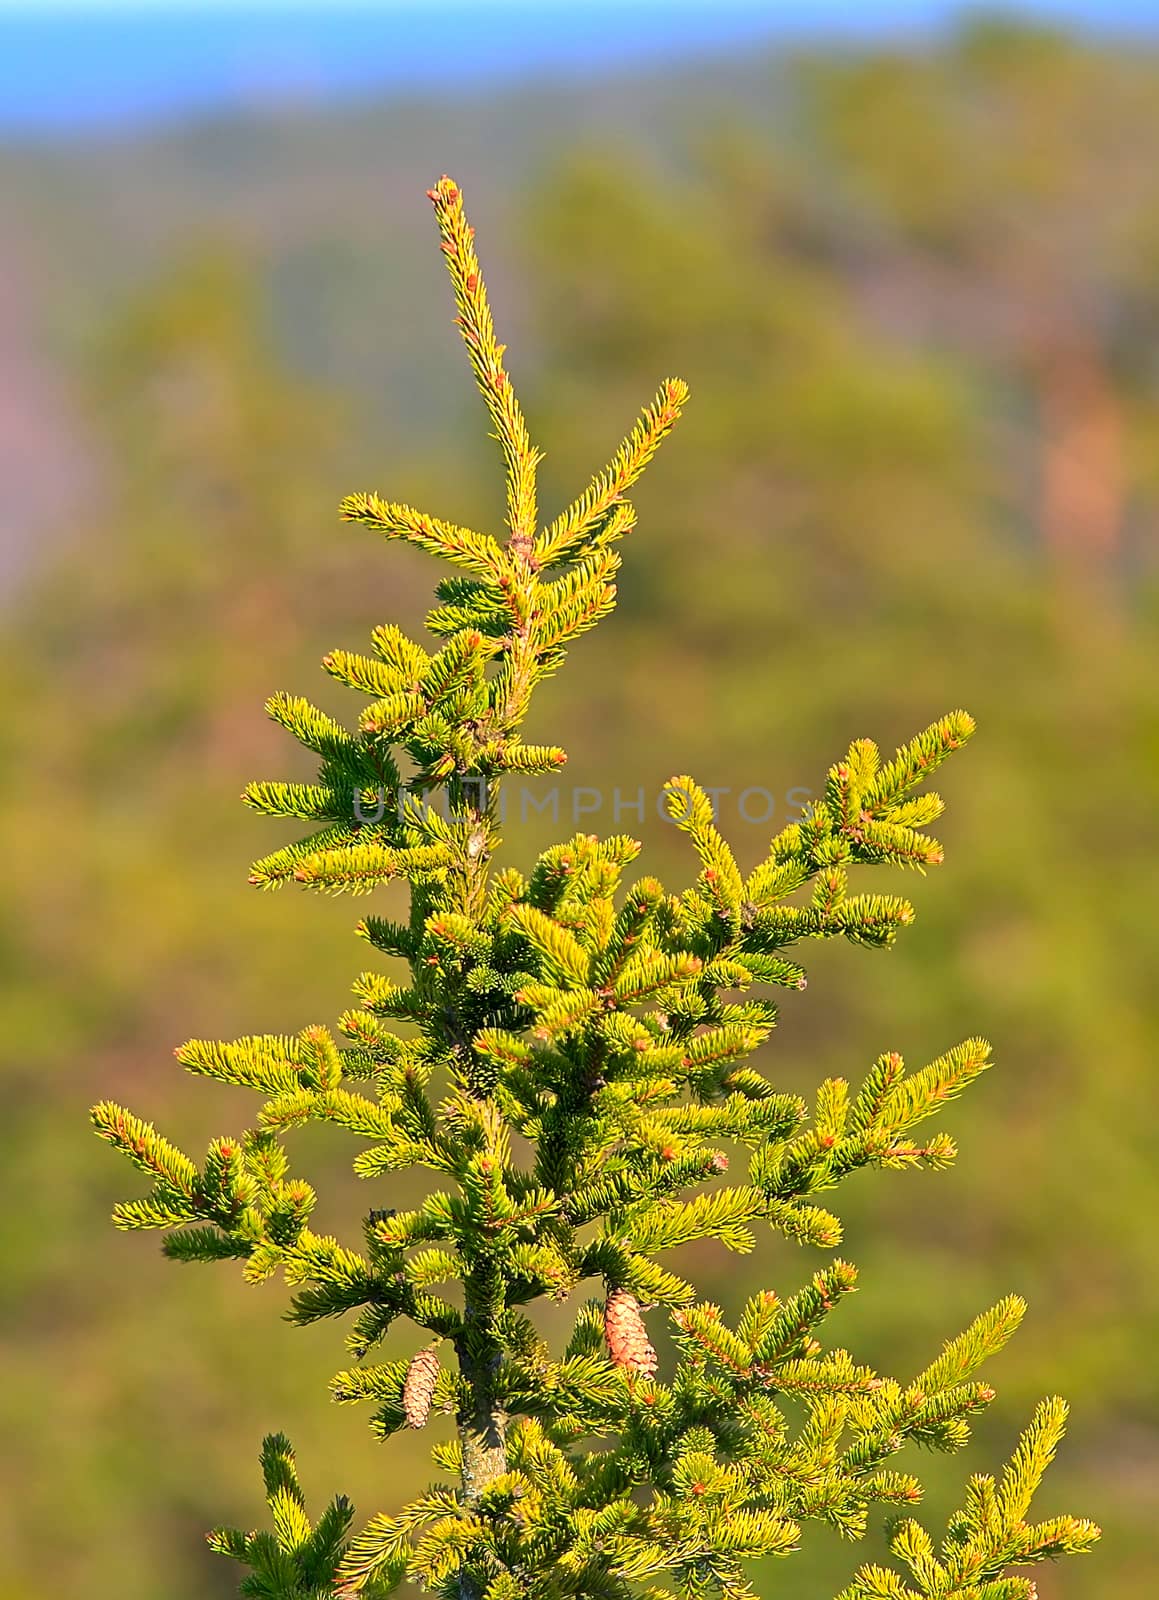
[427,174,542,549]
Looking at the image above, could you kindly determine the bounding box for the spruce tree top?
[92,176,1099,1600]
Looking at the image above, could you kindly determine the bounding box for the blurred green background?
[1,6,1157,1598]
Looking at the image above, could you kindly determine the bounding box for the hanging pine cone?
[604,1289,657,1377]
[402,1344,441,1428]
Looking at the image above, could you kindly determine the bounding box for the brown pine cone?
[604,1288,658,1377]
[402,1344,441,1428]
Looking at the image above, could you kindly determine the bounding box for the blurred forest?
[1,13,1157,1600]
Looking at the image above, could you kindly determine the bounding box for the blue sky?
[0,1,1156,135]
